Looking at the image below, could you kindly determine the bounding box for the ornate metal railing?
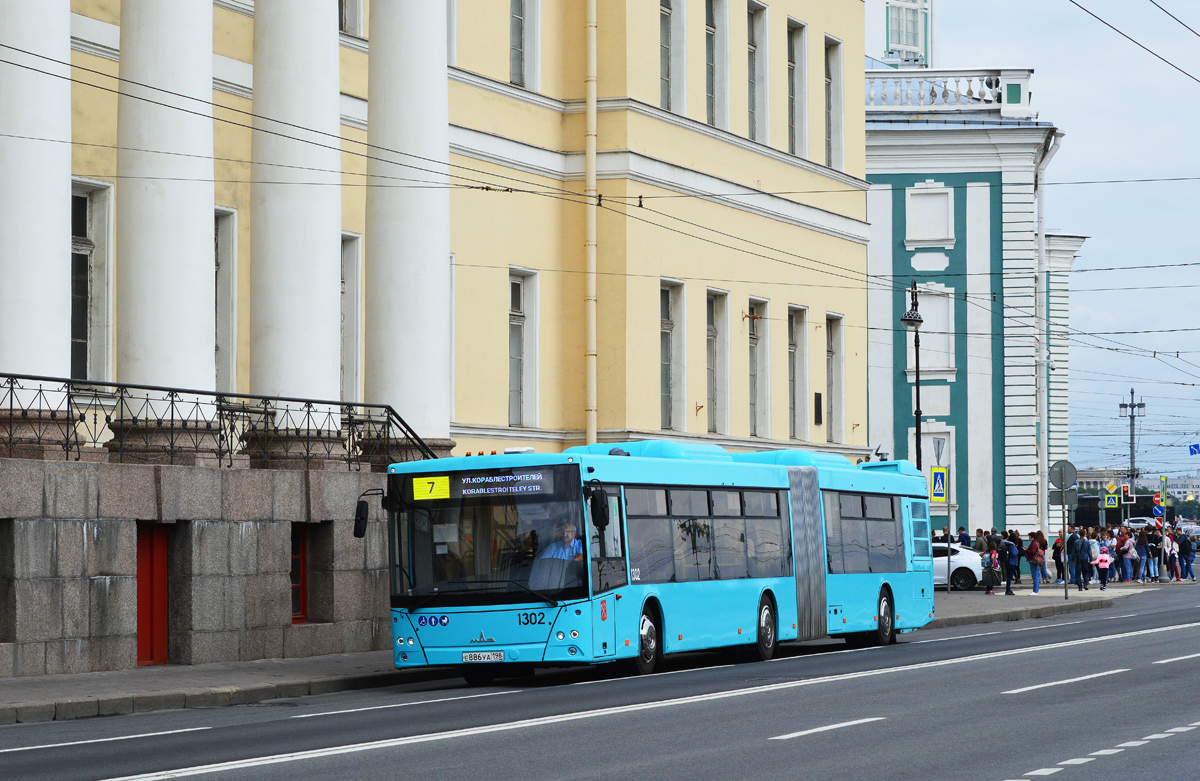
[0,372,437,469]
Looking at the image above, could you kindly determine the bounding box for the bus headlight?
[557,631,565,640]
[408,637,415,646]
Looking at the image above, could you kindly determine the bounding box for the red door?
[136,523,169,665]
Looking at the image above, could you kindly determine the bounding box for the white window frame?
[705,0,730,130]
[886,0,924,61]
[787,20,807,158]
[510,0,541,92]
[748,298,769,437]
[904,180,956,250]
[825,314,845,443]
[747,2,769,144]
[215,207,239,394]
[661,280,686,432]
[660,0,687,113]
[72,179,113,383]
[824,36,844,171]
[339,0,364,38]
[340,232,363,403]
[509,268,539,427]
[706,290,729,435]
[788,305,808,440]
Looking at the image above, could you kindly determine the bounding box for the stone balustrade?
[866,68,1035,119]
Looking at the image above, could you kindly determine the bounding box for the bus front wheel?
[754,595,777,661]
[634,605,662,675]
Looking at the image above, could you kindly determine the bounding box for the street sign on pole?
[1049,488,1078,509]
[1153,504,1165,518]
[1190,444,1200,456]
[1104,494,1120,509]
[1106,482,1118,494]
[930,467,948,503]
[1049,460,1077,490]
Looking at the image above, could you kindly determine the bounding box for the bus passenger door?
[588,485,626,658]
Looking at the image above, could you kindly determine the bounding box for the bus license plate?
[462,651,504,663]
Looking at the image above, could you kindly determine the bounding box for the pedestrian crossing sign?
[930,467,948,503]
[1104,494,1119,509]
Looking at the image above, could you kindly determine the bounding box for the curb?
[0,666,459,725]
[929,596,1115,629]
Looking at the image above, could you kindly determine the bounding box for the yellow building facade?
[58,0,869,459]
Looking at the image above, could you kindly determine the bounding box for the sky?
[940,0,1200,478]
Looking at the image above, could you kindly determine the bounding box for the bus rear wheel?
[634,605,662,675]
[754,595,777,661]
[873,590,895,646]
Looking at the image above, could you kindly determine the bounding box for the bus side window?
[823,491,844,574]
[910,501,931,558]
[711,491,747,580]
[864,494,902,573]
[745,491,784,578]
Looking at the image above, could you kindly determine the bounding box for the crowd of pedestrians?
[940,523,1198,596]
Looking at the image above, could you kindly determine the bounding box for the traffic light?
[1121,484,1132,504]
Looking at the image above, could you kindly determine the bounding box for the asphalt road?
[4,589,1200,781]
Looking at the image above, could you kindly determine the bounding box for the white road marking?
[1024,769,1062,776]
[0,728,211,755]
[1103,614,1138,620]
[1003,669,1127,695]
[769,717,886,741]
[95,620,1200,781]
[1117,741,1148,747]
[1058,758,1094,765]
[1012,621,1082,632]
[911,631,1000,644]
[1153,652,1200,664]
[1168,726,1196,732]
[291,690,519,719]
[1089,749,1123,755]
[571,664,735,685]
[1143,733,1174,739]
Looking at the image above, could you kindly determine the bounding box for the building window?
[886,0,924,62]
[788,307,807,440]
[706,292,727,434]
[705,0,725,127]
[787,23,806,157]
[215,209,237,394]
[71,194,91,381]
[824,38,843,169]
[291,524,308,624]
[747,4,766,142]
[340,234,362,403]
[748,301,767,436]
[70,185,113,383]
[660,0,672,111]
[661,288,673,429]
[508,271,538,427]
[339,0,363,37]
[509,277,525,425]
[826,316,843,443]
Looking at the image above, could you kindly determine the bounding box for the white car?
[932,542,983,590]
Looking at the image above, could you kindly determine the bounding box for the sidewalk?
[2,580,1188,725]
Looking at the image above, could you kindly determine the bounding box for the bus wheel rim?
[640,615,656,660]
[880,596,891,637]
[760,603,774,646]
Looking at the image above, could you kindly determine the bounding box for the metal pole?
[583,0,598,445]
[913,333,922,472]
[1062,501,1068,601]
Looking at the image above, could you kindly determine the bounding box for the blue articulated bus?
[378,440,934,685]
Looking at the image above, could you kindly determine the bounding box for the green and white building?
[864,67,1084,534]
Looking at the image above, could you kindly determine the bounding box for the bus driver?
[538,522,584,561]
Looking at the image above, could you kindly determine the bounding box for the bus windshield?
[389,465,586,607]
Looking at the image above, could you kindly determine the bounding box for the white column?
[115,1,215,390]
[0,1,71,377]
[250,0,342,401]
[365,2,452,440]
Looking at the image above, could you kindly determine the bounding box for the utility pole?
[1119,388,1145,520]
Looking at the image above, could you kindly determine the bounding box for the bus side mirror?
[589,487,609,529]
[353,500,370,538]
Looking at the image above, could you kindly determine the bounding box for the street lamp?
[900,281,924,471]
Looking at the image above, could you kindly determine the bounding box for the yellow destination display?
[413,475,450,501]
